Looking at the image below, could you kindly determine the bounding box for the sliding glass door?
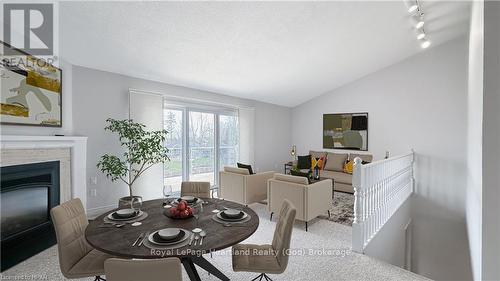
[163,108,184,193]
[163,103,238,195]
[219,114,239,171]
[188,111,215,185]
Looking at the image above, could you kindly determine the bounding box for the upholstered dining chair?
[232,199,297,281]
[50,198,114,281]
[104,258,182,281]
[180,181,211,198]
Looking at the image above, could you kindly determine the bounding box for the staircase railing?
[352,151,415,253]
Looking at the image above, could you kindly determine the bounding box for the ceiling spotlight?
[417,32,426,40]
[421,40,431,49]
[408,5,418,13]
[415,21,425,29]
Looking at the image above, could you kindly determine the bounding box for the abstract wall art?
[323,113,368,151]
[1,41,62,127]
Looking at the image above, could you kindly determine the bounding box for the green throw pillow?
[297,155,312,170]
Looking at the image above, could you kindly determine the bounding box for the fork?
[132,232,144,247]
[188,232,195,246]
[193,235,200,246]
[138,231,149,247]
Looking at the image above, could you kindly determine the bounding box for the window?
[163,109,184,193]
[219,114,239,171]
[163,101,239,195]
[188,111,216,185]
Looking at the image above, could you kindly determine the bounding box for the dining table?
[85,198,260,281]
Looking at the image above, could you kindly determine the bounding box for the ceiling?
[59,1,471,107]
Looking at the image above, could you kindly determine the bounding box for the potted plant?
[97,118,170,208]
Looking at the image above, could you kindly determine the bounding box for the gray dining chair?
[50,198,114,281]
[104,258,182,281]
[232,199,297,281]
[181,181,211,198]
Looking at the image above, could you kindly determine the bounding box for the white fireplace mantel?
[1,135,88,209]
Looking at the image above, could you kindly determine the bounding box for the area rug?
[320,191,354,226]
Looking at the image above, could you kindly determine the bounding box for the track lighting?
[408,4,418,13]
[406,1,431,50]
[420,40,431,49]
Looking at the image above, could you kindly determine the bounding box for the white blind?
[238,107,255,166]
[129,90,164,200]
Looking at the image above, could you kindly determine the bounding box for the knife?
[138,232,149,247]
[132,232,144,247]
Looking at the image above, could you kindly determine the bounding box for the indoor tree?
[97,118,170,199]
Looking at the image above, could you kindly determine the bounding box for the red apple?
[178,202,186,211]
[182,209,190,218]
[179,210,186,218]
[169,207,177,216]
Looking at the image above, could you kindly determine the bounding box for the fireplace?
[1,161,60,271]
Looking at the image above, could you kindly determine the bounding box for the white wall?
[364,199,411,269]
[292,37,472,280]
[482,2,500,280]
[70,65,291,214]
[466,3,500,280]
[466,1,484,280]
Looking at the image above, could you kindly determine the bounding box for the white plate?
[175,197,200,205]
[115,208,136,218]
[223,209,242,218]
[148,230,189,246]
[107,210,143,221]
[158,228,181,240]
[180,196,196,202]
[217,211,248,222]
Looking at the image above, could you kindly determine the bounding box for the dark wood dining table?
[85,198,259,281]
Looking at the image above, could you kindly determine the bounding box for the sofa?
[267,174,333,231]
[295,150,373,194]
[219,167,275,205]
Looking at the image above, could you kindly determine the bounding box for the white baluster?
[351,153,414,252]
[352,157,364,253]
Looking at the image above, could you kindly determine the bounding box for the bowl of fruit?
[164,200,194,219]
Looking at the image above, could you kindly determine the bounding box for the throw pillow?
[324,152,348,172]
[343,160,354,174]
[311,156,325,170]
[237,162,254,175]
[343,159,370,174]
[309,150,327,160]
[297,155,312,170]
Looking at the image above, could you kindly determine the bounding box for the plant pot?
[118,196,142,209]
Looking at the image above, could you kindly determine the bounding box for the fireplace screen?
[1,186,49,240]
[1,161,60,271]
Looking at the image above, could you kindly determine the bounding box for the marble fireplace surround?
[0,135,87,210]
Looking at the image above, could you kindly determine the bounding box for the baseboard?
[86,204,116,219]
